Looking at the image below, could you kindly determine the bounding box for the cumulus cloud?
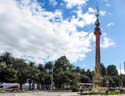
[107,22,114,27]
[0,0,114,64]
[63,0,88,8]
[74,7,96,25]
[88,8,96,13]
[101,34,115,48]
[99,10,106,16]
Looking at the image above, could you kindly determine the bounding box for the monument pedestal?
[92,68,103,93]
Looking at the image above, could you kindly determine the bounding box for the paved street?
[0,91,77,96]
[0,91,125,96]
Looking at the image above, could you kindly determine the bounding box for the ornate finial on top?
[95,1,100,27]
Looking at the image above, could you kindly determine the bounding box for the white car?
[0,83,19,91]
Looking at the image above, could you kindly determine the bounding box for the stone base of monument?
[92,75,104,93]
[92,85,104,93]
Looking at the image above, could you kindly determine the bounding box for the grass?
[78,89,125,95]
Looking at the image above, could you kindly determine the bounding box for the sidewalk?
[0,91,125,96]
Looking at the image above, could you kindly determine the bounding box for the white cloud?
[88,7,106,16]
[101,34,115,48]
[75,7,96,25]
[107,22,114,27]
[99,10,106,16]
[0,0,115,64]
[88,7,96,13]
[63,0,88,8]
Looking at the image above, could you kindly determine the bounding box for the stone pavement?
[0,92,78,96]
[0,91,125,96]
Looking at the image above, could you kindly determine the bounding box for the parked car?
[0,83,19,91]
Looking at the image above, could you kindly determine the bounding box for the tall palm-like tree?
[15,59,28,90]
[0,52,14,66]
[45,61,53,74]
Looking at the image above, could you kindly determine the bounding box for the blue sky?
[0,0,125,73]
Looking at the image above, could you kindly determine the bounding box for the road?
[0,91,125,96]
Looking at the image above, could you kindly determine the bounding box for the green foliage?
[0,63,17,83]
[107,65,118,76]
[85,69,92,81]
[0,52,125,91]
[54,56,74,89]
[80,74,91,83]
[107,90,121,95]
[100,63,106,76]
[72,83,79,92]
[45,61,53,73]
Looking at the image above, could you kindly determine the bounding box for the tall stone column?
[92,14,103,93]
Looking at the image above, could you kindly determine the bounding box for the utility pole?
[50,65,54,91]
[124,62,125,72]
[120,63,121,75]
[120,63,123,93]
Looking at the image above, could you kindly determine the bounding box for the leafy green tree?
[81,69,85,74]
[121,75,125,87]
[54,56,74,89]
[71,73,80,92]
[74,66,81,73]
[0,52,14,66]
[0,62,17,83]
[27,63,39,90]
[38,64,44,71]
[85,69,92,81]
[100,63,106,76]
[55,56,71,71]
[45,61,53,74]
[15,59,28,90]
[107,65,118,76]
[80,74,91,83]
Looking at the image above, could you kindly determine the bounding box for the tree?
[74,66,81,73]
[81,69,85,74]
[54,56,74,89]
[15,59,28,90]
[100,63,106,76]
[27,62,39,90]
[0,62,17,83]
[71,72,80,92]
[38,64,44,71]
[85,69,92,81]
[29,62,35,67]
[55,56,71,71]
[45,61,53,74]
[80,74,91,83]
[0,52,14,66]
[107,65,118,76]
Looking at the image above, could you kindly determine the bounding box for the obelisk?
[92,11,103,93]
